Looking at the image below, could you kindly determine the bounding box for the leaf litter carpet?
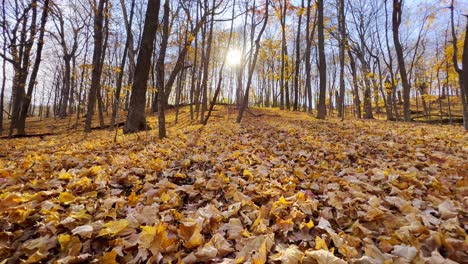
[0,107,467,263]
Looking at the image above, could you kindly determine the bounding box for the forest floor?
[0,106,467,264]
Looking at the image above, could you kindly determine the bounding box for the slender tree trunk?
[337,0,345,118]
[392,0,411,121]
[461,17,468,130]
[85,0,107,132]
[316,0,327,119]
[293,0,303,111]
[17,0,49,135]
[204,0,235,125]
[0,1,6,134]
[279,0,287,110]
[348,50,361,118]
[200,0,215,124]
[156,0,169,138]
[110,0,135,129]
[237,0,269,123]
[450,1,468,130]
[59,56,72,118]
[123,0,161,134]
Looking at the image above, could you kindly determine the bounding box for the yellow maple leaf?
[98,220,129,237]
[274,196,293,208]
[300,219,315,229]
[139,225,157,249]
[243,169,253,178]
[70,209,91,220]
[160,192,171,203]
[252,240,268,264]
[58,192,76,204]
[128,191,140,206]
[58,170,73,180]
[101,250,118,264]
[58,234,71,251]
[0,169,12,178]
[315,236,328,251]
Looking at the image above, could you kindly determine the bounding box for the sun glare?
[226,49,242,67]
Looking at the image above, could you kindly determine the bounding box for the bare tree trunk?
[237,0,269,123]
[316,0,327,119]
[123,0,160,134]
[0,0,6,134]
[392,0,411,121]
[156,0,170,138]
[348,50,361,118]
[204,0,235,125]
[461,17,468,130]
[279,0,287,110]
[17,0,50,135]
[85,0,107,132]
[337,0,345,118]
[110,0,136,129]
[450,1,468,130]
[293,0,303,111]
[200,0,215,124]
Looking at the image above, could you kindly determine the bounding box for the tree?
[85,0,107,132]
[0,0,7,135]
[293,0,304,111]
[237,0,269,123]
[51,2,84,118]
[1,0,50,136]
[110,0,136,129]
[450,0,468,130]
[156,0,170,138]
[316,0,327,119]
[392,0,411,122]
[123,0,161,134]
[337,0,346,118]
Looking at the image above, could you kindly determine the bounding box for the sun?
[226,49,242,66]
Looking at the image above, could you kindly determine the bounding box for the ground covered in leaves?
[0,107,467,264]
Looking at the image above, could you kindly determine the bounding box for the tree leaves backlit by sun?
[0,107,466,263]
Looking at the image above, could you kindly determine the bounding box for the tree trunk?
[123,0,160,134]
[200,0,215,124]
[59,56,72,118]
[337,0,346,118]
[450,1,468,130]
[461,16,468,130]
[237,0,269,123]
[392,0,411,121]
[110,0,135,129]
[17,0,49,135]
[85,0,107,132]
[156,0,169,138]
[316,0,327,119]
[348,50,361,119]
[293,0,303,111]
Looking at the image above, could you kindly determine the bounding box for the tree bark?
[237,1,269,123]
[337,0,346,118]
[293,0,303,111]
[156,0,170,138]
[200,0,215,124]
[392,0,411,121]
[17,0,50,135]
[450,1,468,130]
[123,0,161,134]
[85,0,107,132]
[110,0,135,129]
[316,0,327,119]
